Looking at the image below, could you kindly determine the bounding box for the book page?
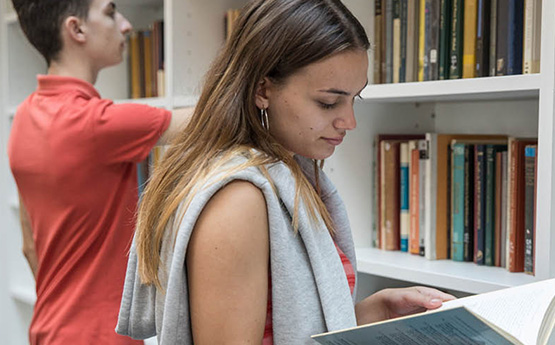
[438,278,555,345]
[312,307,515,345]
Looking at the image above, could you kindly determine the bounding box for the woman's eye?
[318,101,337,110]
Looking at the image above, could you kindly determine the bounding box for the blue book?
[451,143,465,261]
[400,143,410,252]
[507,0,524,75]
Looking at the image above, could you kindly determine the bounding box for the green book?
[449,0,464,79]
[438,0,451,79]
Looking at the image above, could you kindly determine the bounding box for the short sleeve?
[91,100,172,164]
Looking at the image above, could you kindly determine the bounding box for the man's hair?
[11,0,92,65]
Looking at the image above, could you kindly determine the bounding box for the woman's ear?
[63,16,86,43]
[254,77,272,110]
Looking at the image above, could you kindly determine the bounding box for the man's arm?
[157,106,195,145]
[18,194,38,280]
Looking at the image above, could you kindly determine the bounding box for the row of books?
[374,134,538,275]
[128,20,165,99]
[373,0,542,84]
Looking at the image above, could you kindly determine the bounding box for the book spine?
[484,145,497,266]
[428,0,440,80]
[531,0,542,73]
[463,144,475,262]
[438,0,451,80]
[423,0,432,81]
[475,0,490,77]
[386,0,394,83]
[418,140,428,256]
[451,143,465,261]
[524,145,536,274]
[424,133,437,260]
[406,0,419,82]
[409,141,420,254]
[382,141,401,250]
[474,144,486,265]
[449,0,464,79]
[462,0,477,78]
[374,0,383,83]
[489,0,497,76]
[393,0,402,83]
[400,142,410,251]
[507,0,524,75]
[500,151,508,268]
[495,151,503,267]
[496,0,509,76]
[400,0,408,82]
[523,0,534,74]
[418,0,427,81]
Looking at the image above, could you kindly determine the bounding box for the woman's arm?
[186,180,270,344]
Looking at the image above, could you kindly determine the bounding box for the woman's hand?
[355,286,456,325]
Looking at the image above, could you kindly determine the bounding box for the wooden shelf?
[356,247,538,294]
[361,74,541,103]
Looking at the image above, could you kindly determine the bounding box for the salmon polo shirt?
[8,75,171,345]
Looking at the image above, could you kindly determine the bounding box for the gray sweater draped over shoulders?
[116,154,357,344]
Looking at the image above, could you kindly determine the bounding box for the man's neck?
[47,57,99,85]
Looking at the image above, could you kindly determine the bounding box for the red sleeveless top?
[262,243,356,344]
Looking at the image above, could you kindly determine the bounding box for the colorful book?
[507,137,537,272]
[418,0,427,81]
[449,0,464,79]
[451,142,465,261]
[489,0,497,76]
[400,142,410,251]
[374,0,383,83]
[381,140,401,250]
[524,144,537,275]
[438,0,451,80]
[484,145,507,266]
[475,0,490,77]
[393,0,402,83]
[474,144,486,265]
[409,140,420,254]
[463,144,475,262]
[495,0,509,75]
[507,0,524,75]
[419,139,428,256]
[406,0,420,82]
[523,0,542,74]
[462,0,477,78]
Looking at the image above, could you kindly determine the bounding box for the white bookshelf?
[360,74,541,103]
[1,0,555,344]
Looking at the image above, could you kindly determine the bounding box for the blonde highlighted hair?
[136,0,369,288]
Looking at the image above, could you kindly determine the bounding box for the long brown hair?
[137,0,370,288]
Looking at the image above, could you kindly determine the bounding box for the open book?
[312,278,555,345]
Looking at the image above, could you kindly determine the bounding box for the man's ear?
[254,77,272,110]
[63,16,86,43]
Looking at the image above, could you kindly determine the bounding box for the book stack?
[374,133,538,275]
[128,20,165,99]
[373,0,542,84]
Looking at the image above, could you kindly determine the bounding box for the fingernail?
[430,299,442,304]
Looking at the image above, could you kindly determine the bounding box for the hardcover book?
[312,278,555,345]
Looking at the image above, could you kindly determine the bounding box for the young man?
[7,0,192,344]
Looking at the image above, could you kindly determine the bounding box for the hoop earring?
[260,108,269,131]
